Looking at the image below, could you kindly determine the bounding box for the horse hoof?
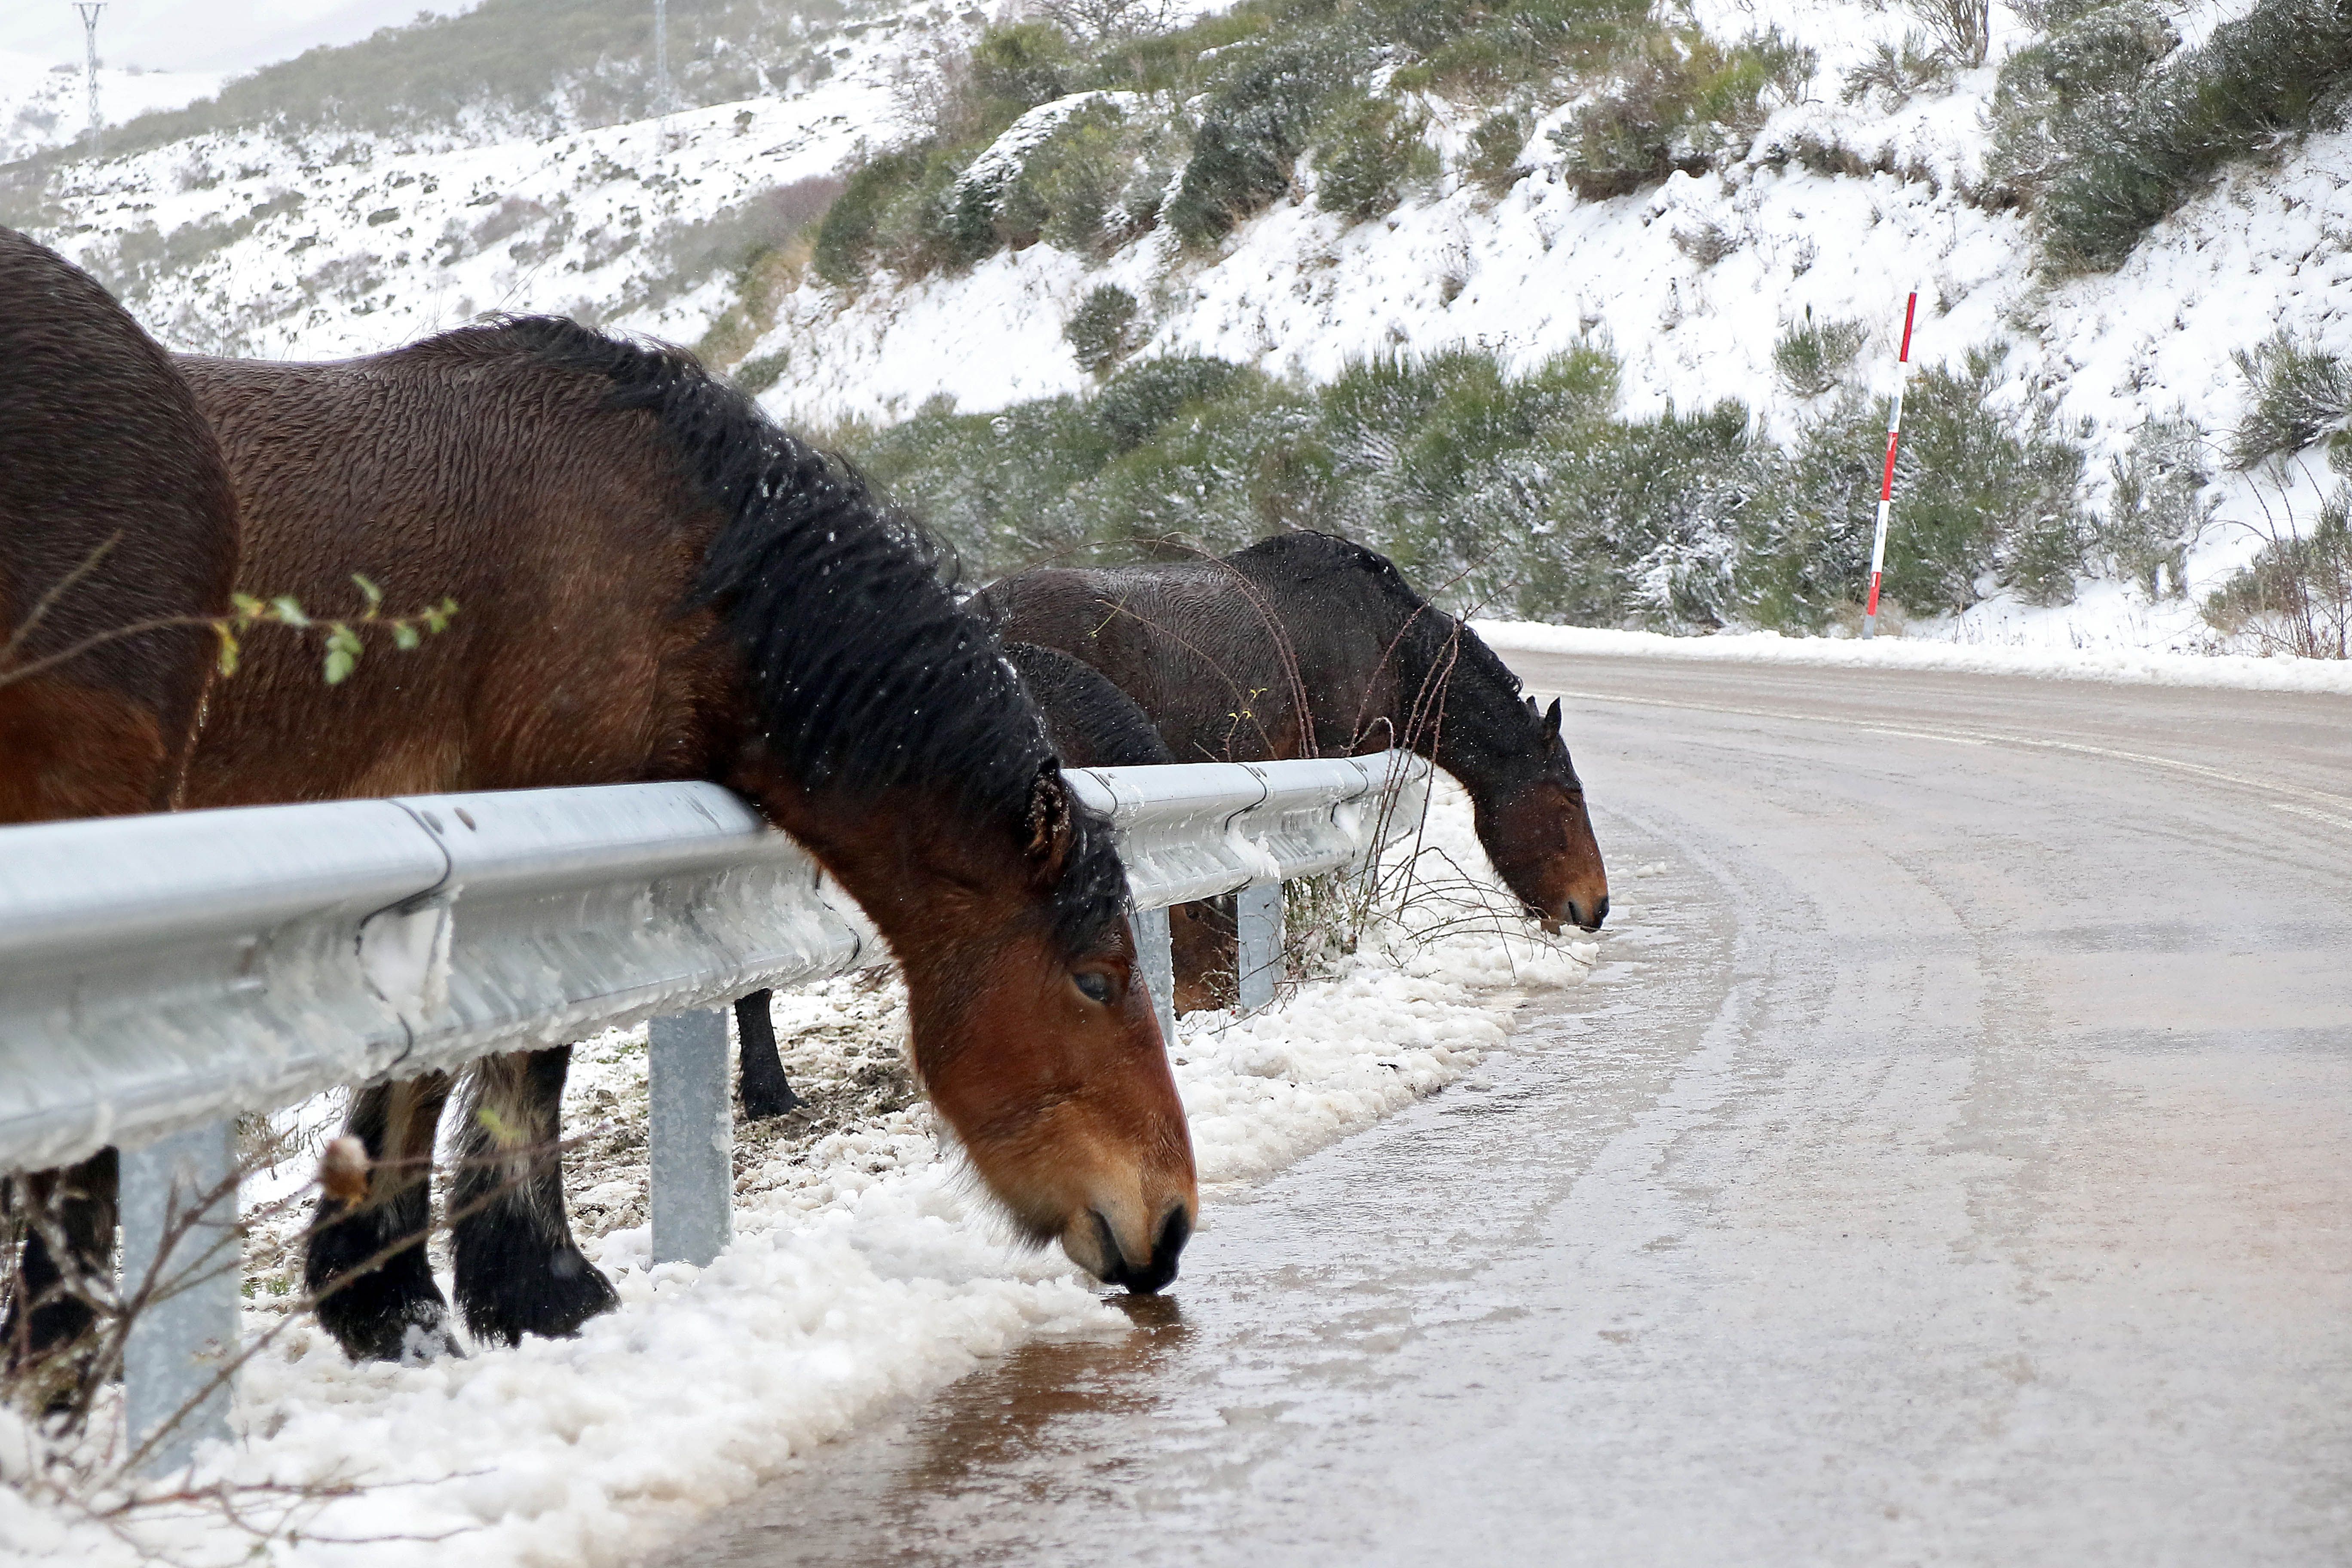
[319,1292,459,1365]
[454,1244,620,1348]
[739,1083,804,1120]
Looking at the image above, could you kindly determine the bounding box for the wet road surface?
[658,655,2352,1565]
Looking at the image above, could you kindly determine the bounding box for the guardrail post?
[1237,882,1283,1014]
[648,1008,732,1268]
[120,1119,238,1474]
[1133,904,1175,1045]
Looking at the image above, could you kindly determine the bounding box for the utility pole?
[653,0,671,114]
[75,2,105,153]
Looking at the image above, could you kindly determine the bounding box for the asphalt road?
[656,653,2352,1566]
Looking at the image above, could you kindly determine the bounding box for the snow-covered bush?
[2227,330,2352,469]
[1064,282,1140,372]
[2098,416,2214,597]
[1312,92,1439,221]
[1548,28,1811,200]
[1839,35,1953,112]
[2034,0,2352,271]
[1462,110,1534,195]
[1984,0,2176,202]
[1166,36,1350,245]
[1772,312,1867,397]
[2203,477,2352,658]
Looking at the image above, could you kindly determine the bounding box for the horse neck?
[1378,608,1532,804]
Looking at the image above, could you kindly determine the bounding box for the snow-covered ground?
[0,778,1595,1567]
[1475,617,2352,694]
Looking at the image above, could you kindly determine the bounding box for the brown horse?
[0,227,240,1382]
[169,317,1194,1362]
[731,642,1189,1114]
[977,531,1610,934]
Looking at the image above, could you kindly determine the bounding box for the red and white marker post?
[1862,288,1920,640]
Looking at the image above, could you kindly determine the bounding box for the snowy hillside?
[2,0,2347,653]
[0,52,222,164]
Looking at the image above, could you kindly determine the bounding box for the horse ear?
[1545,698,1562,734]
[1025,760,1075,886]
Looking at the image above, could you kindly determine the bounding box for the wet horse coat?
[175,318,1195,1360]
[0,227,240,1386]
[980,532,1609,934]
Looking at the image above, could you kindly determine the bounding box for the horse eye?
[1072,970,1115,1005]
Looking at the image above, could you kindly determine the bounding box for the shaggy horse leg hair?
[449,1047,617,1346]
[3,1150,119,1406]
[306,1072,459,1363]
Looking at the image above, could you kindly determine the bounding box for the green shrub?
[2038,0,2352,271]
[1550,28,1810,199]
[1312,92,1437,220]
[1065,283,1141,372]
[1772,312,1867,398]
[1984,0,2176,199]
[1890,346,2089,609]
[2227,330,2352,468]
[732,349,792,395]
[1093,355,1252,450]
[2098,415,2213,596]
[2202,481,2352,657]
[1164,36,1350,245]
[1463,110,1532,196]
[968,23,1081,120]
[1839,35,1953,112]
[812,148,928,285]
[1392,0,1648,95]
[1084,378,1335,552]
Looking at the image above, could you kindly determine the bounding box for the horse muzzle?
[1066,1202,1192,1294]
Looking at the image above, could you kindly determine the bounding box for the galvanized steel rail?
[0,751,1428,1470]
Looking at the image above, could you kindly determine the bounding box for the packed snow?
[0,778,1594,1567]
[1474,617,2352,694]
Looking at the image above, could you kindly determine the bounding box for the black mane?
[488,315,1127,952]
[1229,532,1549,775]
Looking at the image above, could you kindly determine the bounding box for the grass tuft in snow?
[2227,330,2352,471]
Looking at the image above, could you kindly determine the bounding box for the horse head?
[1476,696,1609,934]
[744,756,1197,1293]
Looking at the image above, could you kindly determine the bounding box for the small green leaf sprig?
[217,575,458,685]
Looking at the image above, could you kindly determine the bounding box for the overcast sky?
[0,1,479,76]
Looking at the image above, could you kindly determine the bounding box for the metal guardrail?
[0,751,1428,1470]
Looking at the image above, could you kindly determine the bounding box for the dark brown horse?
[978,531,1610,934]
[167,317,1194,1362]
[0,227,240,1383]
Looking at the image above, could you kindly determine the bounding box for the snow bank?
[0,779,1592,1566]
[1473,619,2352,695]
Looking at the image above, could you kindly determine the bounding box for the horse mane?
[478,315,1127,952]
[1004,641,1176,769]
[1227,532,1542,766]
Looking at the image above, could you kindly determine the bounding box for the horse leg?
[305,1072,460,1363]
[734,989,802,1119]
[449,1047,617,1347]
[1170,896,1239,1014]
[3,1150,120,1409]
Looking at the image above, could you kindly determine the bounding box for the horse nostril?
[1093,1205,1188,1296]
[1591,894,1610,928]
[1155,1204,1192,1269]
